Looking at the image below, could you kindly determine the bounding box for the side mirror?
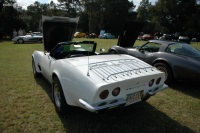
[139,49,145,53]
[100,48,105,53]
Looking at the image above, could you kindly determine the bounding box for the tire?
[109,50,117,54]
[52,76,69,115]
[154,62,174,83]
[17,38,24,43]
[32,58,39,77]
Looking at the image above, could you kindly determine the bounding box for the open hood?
[42,15,79,51]
[117,21,144,47]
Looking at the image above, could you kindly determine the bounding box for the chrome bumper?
[79,84,168,112]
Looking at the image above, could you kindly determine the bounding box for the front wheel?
[154,62,174,83]
[17,38,24,43]
[52,77,69,115]
[109,50,117,54]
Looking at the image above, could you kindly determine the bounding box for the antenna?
[87,49,90,76]
[87,7,92,77]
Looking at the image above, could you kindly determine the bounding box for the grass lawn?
[0,39,200,133]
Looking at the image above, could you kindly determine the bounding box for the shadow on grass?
[168,81,200,99]
[34,76,194,133]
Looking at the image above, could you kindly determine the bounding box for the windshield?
[51,41,97,59]
[63,43,94,52]
[166,43,200,57]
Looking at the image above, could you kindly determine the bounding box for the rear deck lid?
[42,15,79,51]
[117,21,144,47]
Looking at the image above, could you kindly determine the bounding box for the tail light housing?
[112,87,120,96]
[149,79,154,87]
[156,77,161,85]
[99,90,109,99]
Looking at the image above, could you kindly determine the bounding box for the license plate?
[126,91,141,106]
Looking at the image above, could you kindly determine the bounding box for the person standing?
[18,28,23,36]
[22,29,26,35]
[13,29,17,38]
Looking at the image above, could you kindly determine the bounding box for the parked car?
[109,40,200,83]
[178,36,190,44]
[12,33,43,44]
[32,16,168,114]
[142,34,154,41]
[86,33,98,38]
[99,33,115,39]
[137,35,143,40]
[74,32,86,38]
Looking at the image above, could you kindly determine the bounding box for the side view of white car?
[12,32,43,44]
[32,16,168,115]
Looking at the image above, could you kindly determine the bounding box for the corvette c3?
[32,16,168,114]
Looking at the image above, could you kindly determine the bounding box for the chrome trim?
[148,84,168,95]
[79,99,126,112]
[79,84,168,112]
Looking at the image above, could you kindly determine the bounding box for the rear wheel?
[32,58,39,77]
[154,62,174,83]
[52,76,69,115]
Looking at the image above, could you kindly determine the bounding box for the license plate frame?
[126,91,142,106]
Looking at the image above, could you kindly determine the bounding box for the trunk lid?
[42,15,79,51]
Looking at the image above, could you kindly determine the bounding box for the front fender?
[108,46,128,54]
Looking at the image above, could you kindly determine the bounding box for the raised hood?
[117,21,144,47]
[42,15,79,51]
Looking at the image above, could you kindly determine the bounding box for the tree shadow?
[168,81,200,99]
[34,76,195,133]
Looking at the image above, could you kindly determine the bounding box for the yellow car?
[74,32,86,38]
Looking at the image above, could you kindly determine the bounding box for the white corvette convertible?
[32,16,168,114]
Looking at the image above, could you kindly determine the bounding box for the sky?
[16,0,157,9]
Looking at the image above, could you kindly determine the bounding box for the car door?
[40,53,56,82]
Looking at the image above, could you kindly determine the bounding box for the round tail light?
[156,77,161,85]
[112,87,120,96]
[149,79,154,87]
[99,90,109,99]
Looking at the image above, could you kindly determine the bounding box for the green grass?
[0,39,200,133]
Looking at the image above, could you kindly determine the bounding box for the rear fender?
[32,51,44,73]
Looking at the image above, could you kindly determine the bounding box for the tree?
[57,0,136,35]
[151,0,198,36]
[0,0,26,39]
[137,0,152,22]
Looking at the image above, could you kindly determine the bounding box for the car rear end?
[77,56,168,112]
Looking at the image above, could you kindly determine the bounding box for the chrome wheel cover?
[18,39,23,43]
[54,84,61,109]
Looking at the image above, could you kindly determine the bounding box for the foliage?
[0,0,26,39]
[1,0,200,40]
[150,0,200,37]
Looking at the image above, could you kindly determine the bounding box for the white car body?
[32,16,168,114]
[12,34,43,43]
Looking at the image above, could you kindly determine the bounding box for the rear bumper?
[79,84,168,112]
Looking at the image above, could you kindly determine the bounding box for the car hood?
[117,22,144,47]
[42,15,79,51]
